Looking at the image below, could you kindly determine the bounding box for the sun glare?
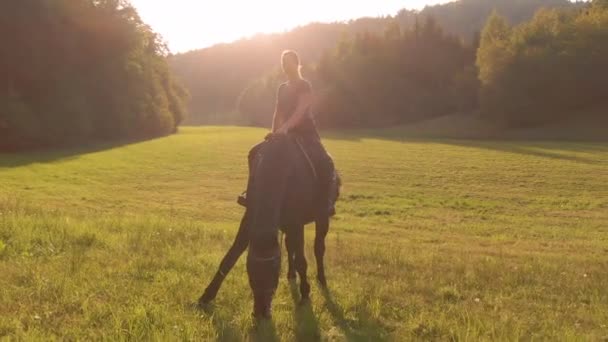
[130,0,453,52]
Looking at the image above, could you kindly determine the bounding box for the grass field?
[1,126,607,341]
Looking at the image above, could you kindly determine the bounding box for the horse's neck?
[249,140,293,229]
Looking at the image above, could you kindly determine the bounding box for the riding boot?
[237,192,248,207]
[328,168,339,217]
[318,158,337,217]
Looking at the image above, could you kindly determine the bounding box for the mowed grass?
[1,126,607,341]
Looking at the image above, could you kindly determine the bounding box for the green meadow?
[1,127,607,341]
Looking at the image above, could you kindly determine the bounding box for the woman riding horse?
[240,50,334,215]
[199,50,335,319]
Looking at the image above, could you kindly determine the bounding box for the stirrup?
[237,192,247,207]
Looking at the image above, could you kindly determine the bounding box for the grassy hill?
[171,0,577,124]
[371,109,608,141]
[1,127,607,340]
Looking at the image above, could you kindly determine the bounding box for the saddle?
[238,135,339,218]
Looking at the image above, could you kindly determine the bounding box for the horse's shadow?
[198,285,386,341]
[319,287,387,342]
[288,281,386,341]
[289,281,322,341]
[196,302,280,342]
[249,318,280,342]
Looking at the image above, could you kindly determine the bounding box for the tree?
[0,0,188,150]
[476,12,512,86]
[477,1,608,126]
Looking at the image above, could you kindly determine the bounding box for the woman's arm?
[277,91,313,134]
[271,85,285,133]
[271,106,283,133]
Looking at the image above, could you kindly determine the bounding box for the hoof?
[299,297,310,307]
[252,292,273,321]
[196,300,212,312]
[300,281,311,300]
[194,300,214,313]
[252,308,272,321]
[198,292,215,306]
[317,276,327,288]
[237,192,248,207]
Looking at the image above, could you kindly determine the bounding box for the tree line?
[2,0,601,151]
[238,17,479,128]
[173,0,586,127]
[238,0,608,129]
[0,0,188,151]
[477,0,608,126]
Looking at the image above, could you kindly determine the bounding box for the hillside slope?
[366,109,608,141]
[171,0,576,123]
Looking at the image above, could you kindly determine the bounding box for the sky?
[130,0,453,53]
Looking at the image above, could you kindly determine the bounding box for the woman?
[272,50,318,139]
[239,50,333,215]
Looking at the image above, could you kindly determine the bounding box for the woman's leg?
[300,136,334,215]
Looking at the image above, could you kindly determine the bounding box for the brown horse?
[198,135,340,318]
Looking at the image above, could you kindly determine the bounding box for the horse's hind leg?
[199,211,250,305]
[314,216,329,288]
[292,224,311,302]
[284,231,297,280]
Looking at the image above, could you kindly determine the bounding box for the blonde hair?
[281,50,303,79]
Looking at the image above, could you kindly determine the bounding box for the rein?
[294,137,318,181]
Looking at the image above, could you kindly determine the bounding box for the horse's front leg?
[314,216,329,288]
[198,210,250,305]
[292,224,311,302]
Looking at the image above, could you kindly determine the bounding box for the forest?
[0,0,188,150]
[1,0,605,150]
[173,0,606,130]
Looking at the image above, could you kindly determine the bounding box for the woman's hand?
[264,126,288,140]
[275,125,289,136]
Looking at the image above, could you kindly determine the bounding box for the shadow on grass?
[319,287,387,342]
[196,301,280,342]
[0,138,155,168]
[288,281,322,341]
[324,131,607,165]
[443,141,606,165]
[3,127,604,169]
[249,319,280,342]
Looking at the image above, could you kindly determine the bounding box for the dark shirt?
[277,79,318,138]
